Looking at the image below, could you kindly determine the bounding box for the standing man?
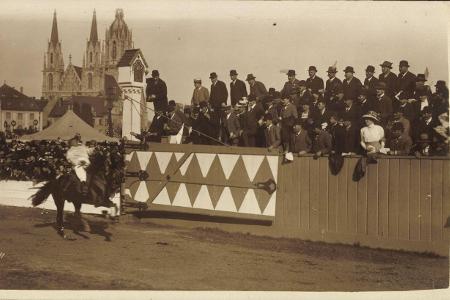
[363,65,379,102]
[396,60,417,100]
[306,66,324,94]
[246,74,268,103]
[342,66,363,104]
[191,78,210,106]
[146,70,168,112]
[324,66,344,112]
[378,61,397,98]
[242,95,265,147]
[209,72,228,109]
[281,70,301,98]
[223,105,241,146]
[229,70,247,107]
[373,82,393,125]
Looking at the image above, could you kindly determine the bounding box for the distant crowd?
[140,61,449,157]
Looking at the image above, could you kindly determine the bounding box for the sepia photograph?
[0,0,449,298]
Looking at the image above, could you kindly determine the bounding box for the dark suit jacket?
[230,79,247,106]
[373,94,393,123]
[312,130,332,154]
[291,130,312,153]
[396,71,417,99]
[306,76,324,94]
[224,112,241,138]
[166,110,185,135]
[265,124,282,148]
[329,123,346,154]
[147,115,166,142]
[244,103,265,135]
[397,102,416,122]
[146,78,168,111]
[342,104,362,124]
[363,76,379,101]
[314,108,332,126]
[198,109,220,141]
[281,79,301,98]
[343,125,360,154]
[342,77,363,101]
[249,81,268,102]
[324,77,343,103]
[210,80,228,108]
[378,72,398,97]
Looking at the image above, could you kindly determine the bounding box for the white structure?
[117,49,148,141]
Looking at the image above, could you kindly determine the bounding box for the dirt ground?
[0,205,448,291]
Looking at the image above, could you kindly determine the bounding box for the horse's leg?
[74,201,91,233]
[53,192,66,238]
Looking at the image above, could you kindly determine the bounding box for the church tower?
[104,9,133,79]
[82,10,103,96]
[42,11,65,99]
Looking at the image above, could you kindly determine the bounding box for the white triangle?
[196,153,216,177]
[134,181,149,203]
[238,189,261,214]
[193,185,214,210]
[136,151,153,170]
[179,153,194,176]
[241,155,265,182]
[124,188,132,197]
[214,187,237,212]
[262,192,277,216]
[266,156,279,183]
[152,187,171,205]
[154,152,173,174]
[174,152,185,162]
[125,152,133,162]
[172,184,192,208]
[218,154,239,180]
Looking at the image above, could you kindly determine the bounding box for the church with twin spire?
[42,8,133,100]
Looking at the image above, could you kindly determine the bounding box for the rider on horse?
[66,134,94,196]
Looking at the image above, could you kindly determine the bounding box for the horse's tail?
[30,180,54,207]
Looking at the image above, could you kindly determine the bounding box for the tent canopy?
[20,110,118,142]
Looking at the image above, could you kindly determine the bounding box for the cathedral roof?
[117,49,148,68]
[0,84,47,112]
[104,74,120,96]
[72,65,83,80]
[48,96,108,118]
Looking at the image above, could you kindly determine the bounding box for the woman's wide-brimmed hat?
[362,111,380,122]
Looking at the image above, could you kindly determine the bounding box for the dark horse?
[29,152,122,239]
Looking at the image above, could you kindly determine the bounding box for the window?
[17,113,23,127]
[88,73,93,89]
[89,52,93,63]
[48,73,53,90]
[133,60,144,83]
[50,53,53,65]
[29,113,35,123]
[112,41,117,59]
[6,112,11,120]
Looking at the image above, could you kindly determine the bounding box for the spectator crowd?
[142,61,449,158]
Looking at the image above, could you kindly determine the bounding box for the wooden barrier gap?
[122,142,450,256]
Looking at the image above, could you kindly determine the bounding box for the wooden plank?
[377,158,390,239]
[328,161,338,233]
[293,158,301,229]
[356,158,368,235]
[431,160,443,242]
[347,158,358,235]
[398,159,411,240]
[366,161,379,237]
[318,158,329,233]
[409,159,421,241]
[299,157,310,231]
[337,157,348,233]
[273,157,285,228]
[388,159,399,239]
[420,159,432,242]
[309,158,320,232]
[443,160,450,242]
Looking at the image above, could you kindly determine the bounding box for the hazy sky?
[0,0,448,104]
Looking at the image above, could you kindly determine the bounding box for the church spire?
[89,9,98,42]
[50,10,59,44]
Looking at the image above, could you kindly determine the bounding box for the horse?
[29,150,123,239]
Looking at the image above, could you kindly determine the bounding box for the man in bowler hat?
[146,70,168,111]
[342,66,363,105]
[281,70,301,98]
[324,66,344,112]
[306,66,324,94]
[396,60,416,100]
[246,74,268,102]
[209,72,228,110]
[229,70,248,107]
[378,61,397,98]
[363,65,379,102]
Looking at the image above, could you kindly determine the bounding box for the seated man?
[264,114,282,150]
[311,122,332,158]
[387,122,412,155]
[291,119,311,155]
[65,134,94,196]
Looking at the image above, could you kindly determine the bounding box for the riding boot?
[80,181,88,196]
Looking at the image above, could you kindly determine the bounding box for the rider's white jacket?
[66,144,94,167]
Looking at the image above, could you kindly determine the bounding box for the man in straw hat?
[324,66,344,112]
[360,111,385,159]
[378,61,397,98]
